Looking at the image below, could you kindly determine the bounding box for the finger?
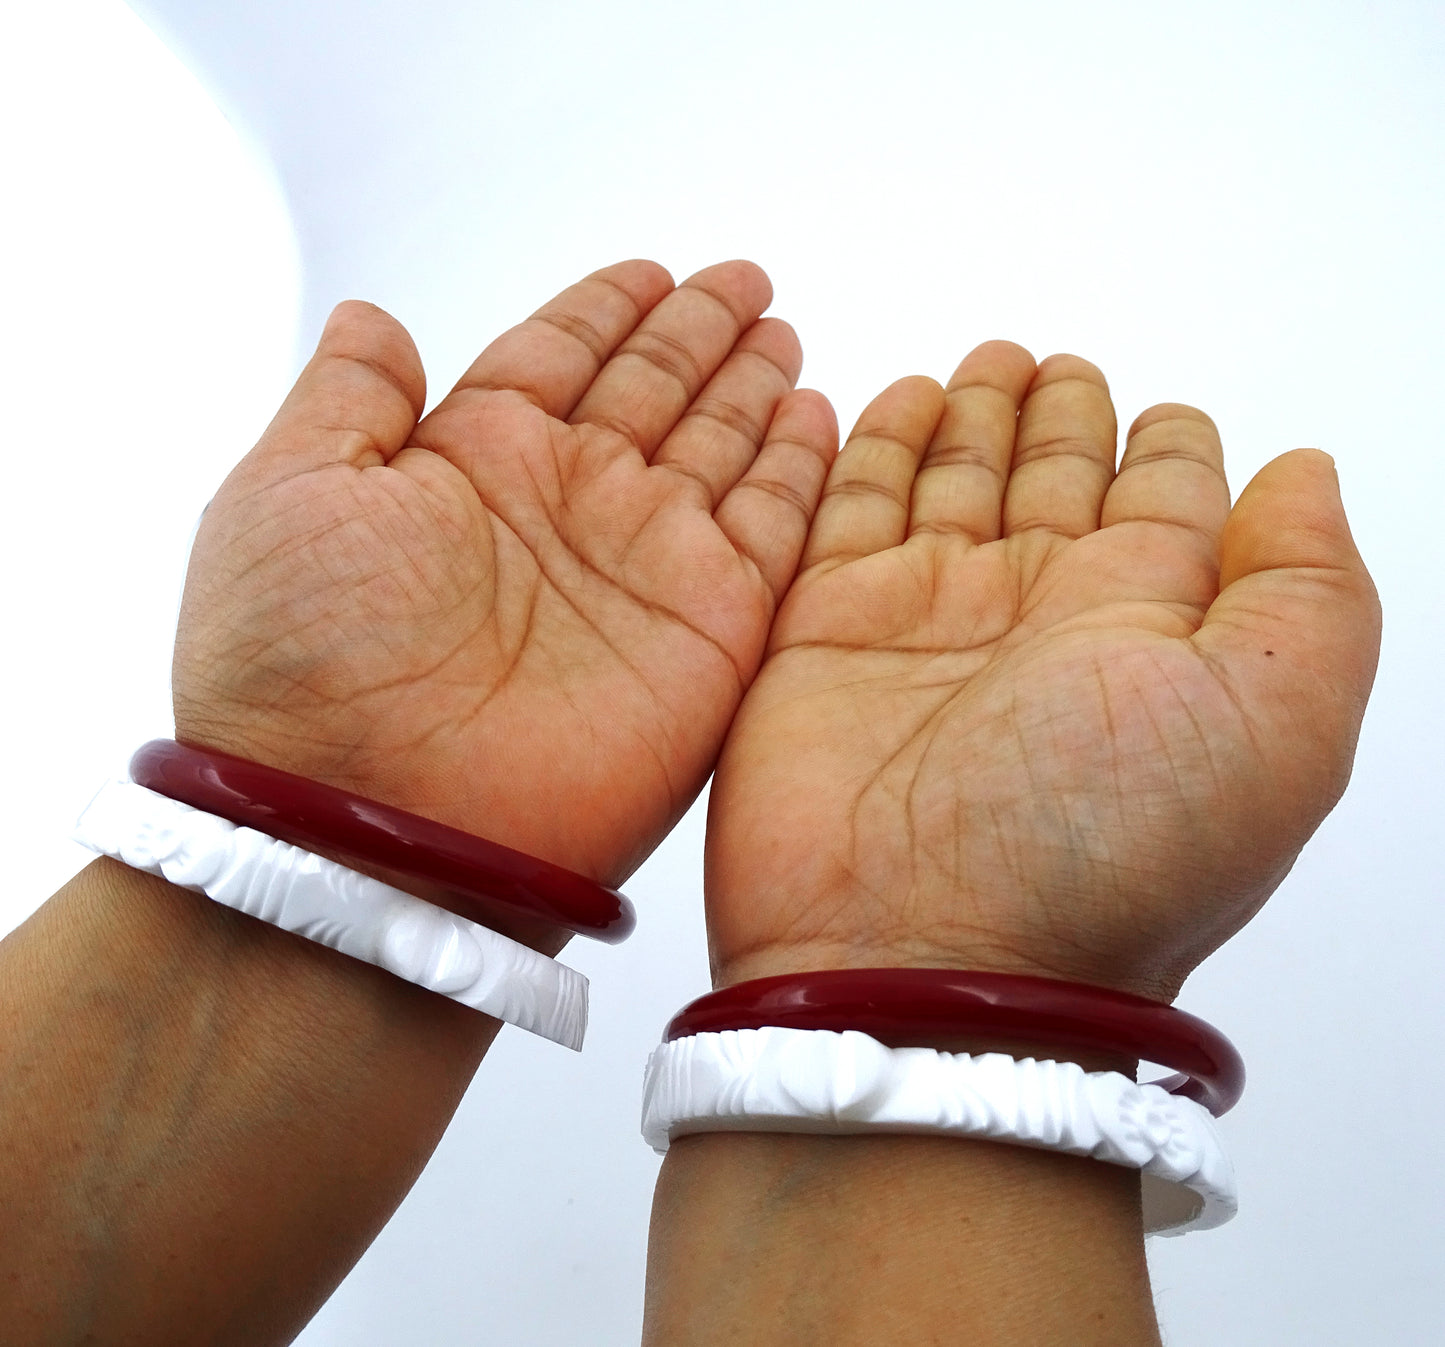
[440,259,675,419]
[569,259,775,459]
[714,389,839,604]
[910,341,1036,544]
[802,376,946,570]
[1193,450,1381,800]
[1000,354,1117,539]
[650,318,802,508]
[1101,404,1231,563]
[244,301,425,476]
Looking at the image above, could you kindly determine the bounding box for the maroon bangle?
[665,968,1244,1116]
[130,739,635,943]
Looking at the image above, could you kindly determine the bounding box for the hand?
[704,343,1380,1000]
[173,260,836,887]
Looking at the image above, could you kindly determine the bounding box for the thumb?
[241,300,426,478]
[1194,448,1381,806]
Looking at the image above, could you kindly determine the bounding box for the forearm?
[0,857,504,1347]
[643,1131,1161,1346]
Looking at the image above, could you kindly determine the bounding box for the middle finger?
[569,259,774,459]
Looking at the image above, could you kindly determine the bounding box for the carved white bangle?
[74,779,588,1050]
[641,1027,1236,1235]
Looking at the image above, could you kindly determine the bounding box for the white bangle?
[74,779,588,1050]
[641,1027,1236,1235]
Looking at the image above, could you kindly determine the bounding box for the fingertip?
[740,316,805,386]
[1126,402,1218,441]
[854,375,947,436]
[1248,447,1342,505]
[794,386,840,431]
[1287,446,1338,478]
[725,258,774,307]
[943,340,1037,397]
[776,387,841,460]
[1220,448,1366,591]
[970,338,1035,364]
[320,297,399,344]
[1029,351,1109,392]
[320,300,348,337]
[683,259,774,321]
[322,297,402,332]
[314,299,426,420]
[630,257,677,289]
[884,373,948,409]
[587,259,676,315]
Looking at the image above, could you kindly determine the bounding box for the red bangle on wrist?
[129,739,636,943]
[665,968,1244,1115]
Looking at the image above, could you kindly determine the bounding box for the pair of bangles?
[74,739,1243,1235]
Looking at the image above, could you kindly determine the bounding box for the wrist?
[703,797,1195,1005]
[1,858,494,1346]
[171,697,383,805]
[645,1130,1160,1347]
[707,894,1186,1007]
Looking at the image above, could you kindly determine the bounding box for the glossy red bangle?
[129,739,635,943]
[664,968,1244,1116]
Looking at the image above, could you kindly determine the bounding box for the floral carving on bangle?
[773,1030,896,1122]
[1112,1085,1207,1177]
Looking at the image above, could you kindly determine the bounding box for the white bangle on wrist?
[641,1027,1236,1235]
[74,779,588,1049]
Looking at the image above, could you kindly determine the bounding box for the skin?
[643,344,1382,1344]
[0,272,1380,1343]
[172,258,836,883]
[0,858,506,1346]
[0,259,838,1346]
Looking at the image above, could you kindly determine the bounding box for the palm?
[706,346,1379,999]
[173,261,836,884]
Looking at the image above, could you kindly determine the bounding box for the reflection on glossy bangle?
[130,739,635,943]
[665,968,1244,1116]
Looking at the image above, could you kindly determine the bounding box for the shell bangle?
[642,1028,1236,1235]
[74,780,588,1049]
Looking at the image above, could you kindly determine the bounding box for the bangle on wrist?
[75,779,588,1049]
[129,739,635,943]
[645,969,1245,1236]
[641,1027,1236,1235]
[666,967,1244,1115]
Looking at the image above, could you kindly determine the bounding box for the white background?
[2,0,1442,1342]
